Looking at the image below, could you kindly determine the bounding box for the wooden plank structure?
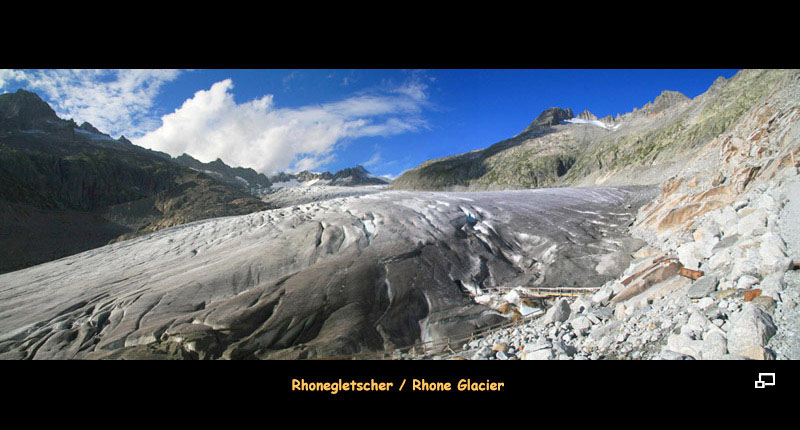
[464,285,600,298]
[522,286,600,298]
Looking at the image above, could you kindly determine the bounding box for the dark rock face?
[117,135,134,145]
[523,107,575,133]
[295,170,333,182]
[268,172,296,183]
[637,90,689,115]
[77,122,102,134]
[687,275,719,299]
[0,89,60,130]
[173,153,272,189]
[268,165,388,187]
[330,165,389,186]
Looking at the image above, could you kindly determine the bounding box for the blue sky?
[0,69,738,178]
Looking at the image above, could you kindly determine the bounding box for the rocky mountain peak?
[523,107,574,132]
[577,110,598,121]
[268,165,388,187]
[295,170,333,182]
[318,165,387,185]
[709,76,728,92]
[640,90,690,115]
[173,154,272,189]
[331,165,379,181]
[656,89,689,102]
[352,165,369,175]
[78,121,102,134]
[210,158,228,167]
[0,89,60,128]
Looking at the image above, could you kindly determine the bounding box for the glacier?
[0,186,653,359]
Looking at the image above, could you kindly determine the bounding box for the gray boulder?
[759,272,785,300]
[658,350,696,360]
[687,275,718,299]
[571,315,593,334]
[592,287,614,306]
[552,340,577,357]
[737,211,767,237]
[544,299,571,325]
[666,333,703,359]
[523,348,554,360]
[472,346,493,360]
[727,303,777,360]
[701,331,727,359]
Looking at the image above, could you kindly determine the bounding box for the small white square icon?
[755,373,775,388]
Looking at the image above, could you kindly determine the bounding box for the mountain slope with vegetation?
[392,70,789,191]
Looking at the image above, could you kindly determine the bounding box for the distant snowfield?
[0,186,653,359]
[262,184,386,208]
[73,128,117,141]
[563,118,621,131]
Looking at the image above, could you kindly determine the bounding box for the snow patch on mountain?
[74,128,116,141]
[563,118,620,131]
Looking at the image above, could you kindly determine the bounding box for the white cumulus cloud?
[1,69,181,137]
[135,77,429,174]
[0,69,27,89]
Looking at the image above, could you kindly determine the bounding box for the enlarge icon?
[755,373,775,389]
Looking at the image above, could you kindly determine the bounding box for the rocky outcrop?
[633,70,800,243]
[0,89,61,130]
[173,153,272,190]
[577,110,598,121]
[295,170,333,182]
[329,165,389,186]
[77,121,102,134]
[637,90,689,116]
[267,165,387,187]
[522,107,575,133]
